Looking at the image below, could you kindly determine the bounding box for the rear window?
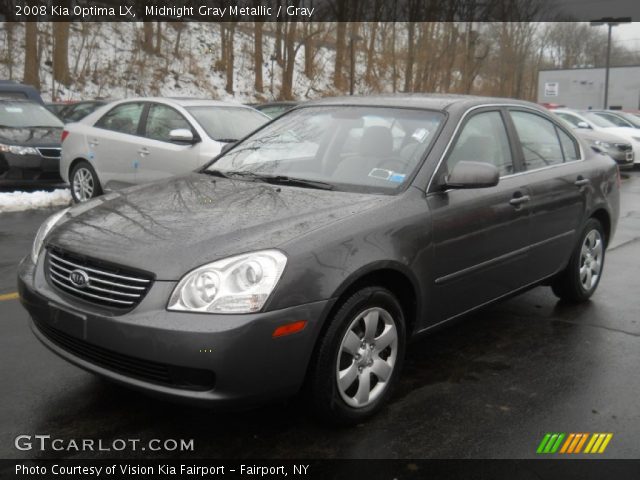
[186,106,268,142]
[0,102,63,128]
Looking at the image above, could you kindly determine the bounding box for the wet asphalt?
[1,172,639,460]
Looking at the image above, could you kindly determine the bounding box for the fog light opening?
[272,320,307,338]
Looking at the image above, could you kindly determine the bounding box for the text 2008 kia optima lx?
[19,95,620,423]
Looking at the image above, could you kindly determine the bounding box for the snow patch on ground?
[0,189,72,213]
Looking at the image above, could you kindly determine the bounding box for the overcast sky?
[610,22,640,53]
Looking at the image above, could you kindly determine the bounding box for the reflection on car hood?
[574,129,630,145]
[0,127,62,146]
[48,174,390,280]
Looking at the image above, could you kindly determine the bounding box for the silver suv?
[60,98,269,202]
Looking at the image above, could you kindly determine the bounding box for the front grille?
[46,247,153,310]
[37,147,61,158]
[33,316,215,390]
[615,143,632,152]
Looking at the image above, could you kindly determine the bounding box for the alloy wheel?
[336,307,398,408]
[73,167,94,202]
[579,229,603,292]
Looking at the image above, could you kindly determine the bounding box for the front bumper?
[0,152,61,181]
[18,256,333,407]
[607,149,634,168]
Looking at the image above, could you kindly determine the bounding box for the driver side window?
[446,111,514,176]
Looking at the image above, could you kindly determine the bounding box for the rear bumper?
[18,256,333,408]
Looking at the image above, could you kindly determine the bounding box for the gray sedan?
[19,94,619,424]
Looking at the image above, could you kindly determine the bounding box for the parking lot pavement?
[1,172,639,460]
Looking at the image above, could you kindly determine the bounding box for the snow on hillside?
[0,22,337,103]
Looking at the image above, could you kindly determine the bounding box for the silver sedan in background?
[60,98,269,202]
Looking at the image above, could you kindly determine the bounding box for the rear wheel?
[70,161,102,203]
[552,218,605,302]
[308,286,406,425]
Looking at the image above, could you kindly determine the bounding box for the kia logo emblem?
[69,269,90,288]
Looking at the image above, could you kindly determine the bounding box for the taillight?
[60,130,69,143]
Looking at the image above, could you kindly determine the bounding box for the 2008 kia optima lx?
[19,95,620,424]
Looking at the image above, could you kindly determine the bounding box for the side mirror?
[220,141,237,155]
[445,161,499,189]
[577,121,591,129]
[169,128,196,144]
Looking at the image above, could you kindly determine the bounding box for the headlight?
[593,140,612,149]
[31,208,70,264]
[0,144,39,155]
[167,250,287,314]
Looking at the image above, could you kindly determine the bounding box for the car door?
[427,109,532,321]
[89,102,145,187]
[134,103,203,183]
[507,109,587,280]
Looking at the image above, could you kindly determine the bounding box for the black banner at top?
[0,0,638,22]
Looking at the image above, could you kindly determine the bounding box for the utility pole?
[590,17,631,109]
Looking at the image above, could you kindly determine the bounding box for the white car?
[554,109,640,165]
[60,98,269,202]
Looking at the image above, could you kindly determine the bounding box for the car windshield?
[205,106,444,194]
[186,106,268,142]
[581,112,617,128]
[555,112,583,129]
[0,102,63,128]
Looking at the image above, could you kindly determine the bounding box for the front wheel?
[307,286,406,425]
[70,161,102,203]
[552,218,606,302]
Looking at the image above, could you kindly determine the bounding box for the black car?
[254,101,298,118]
[19,94,619,424]
[57,100,108,123]
[0,99,64,182]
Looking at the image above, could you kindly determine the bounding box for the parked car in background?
[588,110,640,129]
[20,94,619,423]
[554,109,640,165]
[254,101,298,118]
[553,113,634,169]
[58,100,109,123]
[61,98,269,202]
[0,99,63,182]
[45,102,71,118]
[0,80,44,105]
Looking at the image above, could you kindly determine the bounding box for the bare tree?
[53,22,71,86]
[254,21,264,93]
[23,22,40,88]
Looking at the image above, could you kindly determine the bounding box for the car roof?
[128,97,251,108]
[301,93,539,112]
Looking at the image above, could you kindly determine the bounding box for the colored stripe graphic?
[538,433,613,454]
[536,433,565,454]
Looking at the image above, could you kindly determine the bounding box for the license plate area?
[48,303,86,340]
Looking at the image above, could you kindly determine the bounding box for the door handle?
[509,194,530,206]
[88,139,99,147]
[137,148,150,157]
[574,177,590,187]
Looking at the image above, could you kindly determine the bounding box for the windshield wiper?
[202,171,334,190]
[261,175,335,190]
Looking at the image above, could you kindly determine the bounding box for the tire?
[552,218,606,303]
[307,286,406,425]
[70,161,102,203]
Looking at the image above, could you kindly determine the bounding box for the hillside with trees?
[1,21,638,102]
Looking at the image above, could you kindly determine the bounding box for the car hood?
[574,129,630,145]
[0,126,62,146]
[599,127,640,143]
[48,174,390,280]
